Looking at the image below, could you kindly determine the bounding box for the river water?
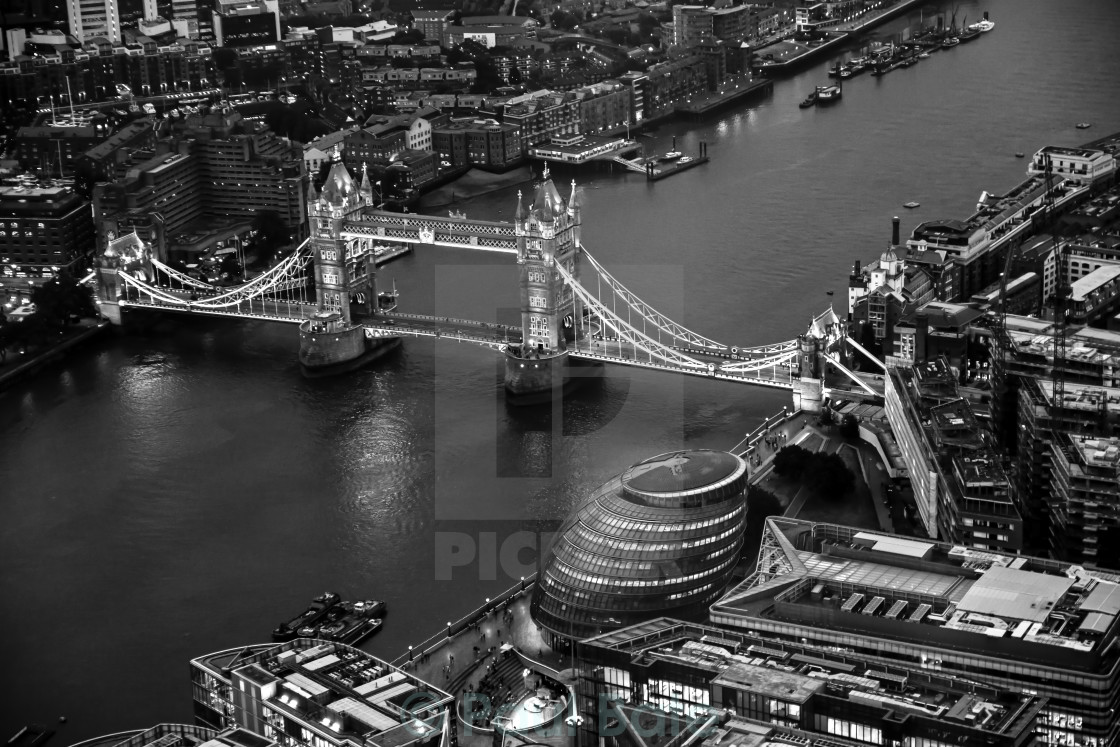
[2,0,1119,737]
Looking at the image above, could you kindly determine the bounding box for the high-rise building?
[885,357,1024,551]
[66,0,120,42]
[996,314,1120,568]
[709,517,1120,747]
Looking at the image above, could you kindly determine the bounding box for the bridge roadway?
[119,288,523,349]
[567,334,796,389]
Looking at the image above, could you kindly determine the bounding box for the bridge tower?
[298,155,400,376]
[505,168,599,401]
[94,230,154,326]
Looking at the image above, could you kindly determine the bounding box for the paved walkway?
[399,593,565,693]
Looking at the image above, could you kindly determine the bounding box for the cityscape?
[2,1,1120,747]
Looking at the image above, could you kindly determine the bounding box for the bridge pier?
[504,348,603,405]
[299,311,401,377]
[96,299,124,327]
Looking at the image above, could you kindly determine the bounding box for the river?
[2,0,1119,737]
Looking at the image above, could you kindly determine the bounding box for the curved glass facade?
[531,450,748,640]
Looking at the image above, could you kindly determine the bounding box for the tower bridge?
[92,157,875,407]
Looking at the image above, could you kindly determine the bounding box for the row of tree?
[772,444,856,499]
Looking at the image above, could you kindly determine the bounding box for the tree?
[391,28,426,44]
[550,9,579,31]
[803,453,855,499]
[772,444,811,479]
[747,486,783,521]
[30,273,94,327]
[839,413,860,441]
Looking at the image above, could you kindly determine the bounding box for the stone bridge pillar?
[792,334,823,413]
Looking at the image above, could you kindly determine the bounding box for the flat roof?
[623,450,743,494]
[1071,265,1120,302]
[798,552,969,599]
[711,662,825,704]
[956,567,1074,623]
[1083,581,1120,615]
[853,532,935,558]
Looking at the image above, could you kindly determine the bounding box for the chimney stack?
[891,216,900,246]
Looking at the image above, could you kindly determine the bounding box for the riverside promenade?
[394,581,578,747]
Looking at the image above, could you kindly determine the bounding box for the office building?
[68,723,259,747]
[0,183,94,301]
[191,638,453,746]
[410,8,453,47]
[501,90,581,155]
[67,0,120,42]
[532,450,748,644]
[211,0,280,48]
[996,314,1120,569]
[577,616,1045,747]
[708,517,1120,747]
[431,119,521,170]
[885,358,1023,551]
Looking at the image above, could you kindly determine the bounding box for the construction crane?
[1040,153,1073,437]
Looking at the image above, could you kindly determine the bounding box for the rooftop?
[1070,264,1120,302]
[711,518,1120,670]
[622,450,743,495]
[583,615,1042,736]
[193,639,452,743]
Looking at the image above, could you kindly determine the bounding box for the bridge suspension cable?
[581,247,730,351]
[556,261,708,370]
[149,258,216,290]
[120,239,313,310]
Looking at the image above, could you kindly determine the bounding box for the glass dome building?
[531,450,749,643]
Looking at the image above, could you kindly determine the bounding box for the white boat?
[973,19,995,32]
[903,201,920,209]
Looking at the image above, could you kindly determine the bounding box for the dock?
[754,0,928,74]
[676,77,773,116]
[645,155,709,181]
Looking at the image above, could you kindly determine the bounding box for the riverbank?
[0,319,109,391]
[418,166,535,210]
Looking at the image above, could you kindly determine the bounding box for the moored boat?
[799,90,818,108]
[313,600,387,645]
[815,83,842,104]
[273,591,342,642]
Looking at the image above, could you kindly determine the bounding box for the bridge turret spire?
[307,177,318,205]
[515,190,524,221]
[359,162,373,206]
